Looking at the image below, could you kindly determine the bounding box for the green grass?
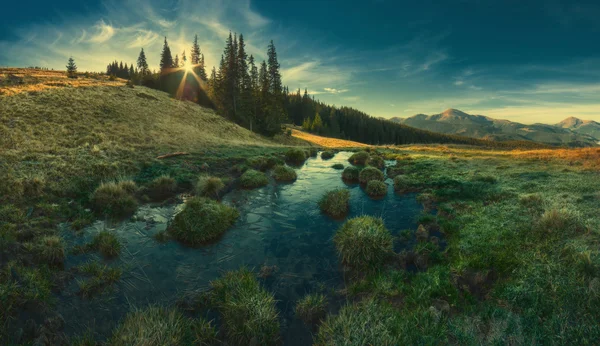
[246,155,283,171]
[169,197,239,246]
[358,166,384,184]
[34,235,65,266]
[109,306,218,346]
[90,181,138,218]
[348,151,369,165]
[296,293,327,325]
[209,268,279,345]
[195,175,225,199]
[367,155,385,169]
[145,175,177,201]
[76,261,122,298]
[321,151,335,160]
[333,216,393,270]
[239,169,269,188]
[272,165,297,182]
[285,148,307,165]
[331,163,344,170]
[386,165,404,179]
[341,166,360,182]
[365,180,387,197]
[90,230,122,258]
[319,189,350,218]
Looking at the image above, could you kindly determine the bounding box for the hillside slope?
[556,117,600,140]
[390,109,597,146]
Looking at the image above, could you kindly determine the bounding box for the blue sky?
[1,0,600,123]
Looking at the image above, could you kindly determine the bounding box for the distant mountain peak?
[441,108,468,118]
[557,117,584,128]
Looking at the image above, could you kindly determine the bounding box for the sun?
[184,61,193,72]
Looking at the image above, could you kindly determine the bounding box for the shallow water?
[59,151,423,345]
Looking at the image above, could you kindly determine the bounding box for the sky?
[1,0,600,124]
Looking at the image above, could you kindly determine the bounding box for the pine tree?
[191,35,201,65]
[174,54,179,68]
[159,37,174,71]
[66,57,77,78]
[267,40,282,95]
[129,65,135,79]
[237,34,251,128]
[311,112,323,132]
[137,48,149,75]
[199,54,207,81]
[181,50,187,67]
[248,55,259,131]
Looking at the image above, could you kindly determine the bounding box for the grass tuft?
[365,180,387,197]
[296,293,327,325]
[348,151,370,165]
[319,189,350,218]
[334,216,393,270]
[331,163,344,170]
[239,169,269,189]
[210,268,280,345]
[170,197,239,246]
[321,151,335,160]
[195,175,225,199]
[146,175,177,201]
[358,166,385,184]
[36,235,65,265]
[285,149,307,165]
[367,156,385,169]
[341,166,360,182]
[272,165,297,182]
[90,181,138,218]
[90,230,121,258]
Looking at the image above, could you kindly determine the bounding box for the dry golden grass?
[291,129,370,148]
[0,68,124,96]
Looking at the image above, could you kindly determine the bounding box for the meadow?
[1,74,599,345]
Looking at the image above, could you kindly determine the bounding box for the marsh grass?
[341,166,360,182]
[35,235,65,266]
[76,261,122,298]
[272,165,297,182]
[169,197,239,246]
[296,293,327,325]
[348,151,369,165]
[319,189,350,218]
[331,163,344,170]
[195,175,224,199]
[109,306,218,346]
[90,231,121,258]
[334,216,393,270]
[321,151,335,160]
[90,181,138,219]
[285,149,307,165]
[367,156,385,169]
[209,268,279,345]
[365,180,387,197]
[239,169,269,188]
[145,175,177,201]
[246,156,283,171]
[358,166,385,184]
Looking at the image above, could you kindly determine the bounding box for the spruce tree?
[191,34,201,65]
[66,57,77,78]
[137,48,149,75]
[267,40,282,95]
[174,54,179,68]
[237,34,251,128]
[181,50,187,67]
[249,55,259,131]
[129,65,135,79]
[199,54,207,81]
[159,37,174,71]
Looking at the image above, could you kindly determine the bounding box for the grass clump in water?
[333,216,393,270]
[246,156,282,171]
[239,169,269,188]
[367,156,385,169]
[210,268,279,345]
[296,293,327,325]
[195,175,224,199]
[272,165,297,182]
[170,197,239,246]
[394,175,420,193]
[109,306,218,346]
[342,166,360,182]
[331,163,344,170]
[319,189,350,218]
[285,149,307,165]
[321,151,335,160]
[315,299,399,346]
[90,230,121,258]
[76,261,122,298]
[145,175,177,201]
[358,166,384,184]
[90,181,138,218]
[366,180,387,197]
[348,151,370,165]
[35,235,65,266]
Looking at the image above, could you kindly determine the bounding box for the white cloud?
[323,87,349,94]
[128,30,159,48]
[89,20,116,43]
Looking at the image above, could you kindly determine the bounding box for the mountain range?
[389,109,600,146]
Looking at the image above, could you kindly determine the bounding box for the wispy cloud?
[128,29,159,48]
[89,20,116,43]
[323,87,349,94]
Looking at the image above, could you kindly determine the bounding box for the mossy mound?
[296,293,327,325]
[358,167,385,184]
[321,151,335,160]
[246,156,283,171]
[333,216,393,270]
[91,181,138,218]
[342,166,360,182]
[109,306,218,346]
[319,189,351,218]
[393,175,420,192]
[386,165,404,179]
[365,180,387,197]
[331,164,345,170]
[272,165,297,182]
[285,149,307,165]
[210,268,280,345]
[146,175,177,201]
[170,197,239,246]
[367,156,385,169]
[348,151,370,165]
[315,299,399,346]
[239,169,269,189]
[196,175,225,199]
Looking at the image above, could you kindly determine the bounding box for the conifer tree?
[199,54,207,81]
[191,35,201,65]
[181,50,187,66]
[66,57,77,78]
[137,48,149,75]
[237,34,251,128]
[174,54,179,68]
[248,55,259,131]
[129,65,135,78]
[159,37,174,71]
